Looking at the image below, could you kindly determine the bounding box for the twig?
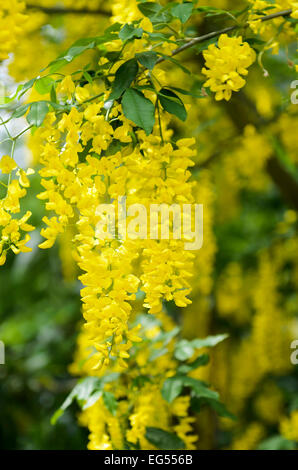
[156,9,292,64]
[26,4,110,16]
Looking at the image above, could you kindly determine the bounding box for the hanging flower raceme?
[280,411,298,442]
[202,34,256,101]
[67,310,219,450]
[31,59,196,369]
[0,1,27,61]
[248,1,298,53]
[0,155,35,265]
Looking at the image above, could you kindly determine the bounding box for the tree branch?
[26,4,110,16]
[156,9,292,64]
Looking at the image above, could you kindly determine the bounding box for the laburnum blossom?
[56,75,76,100]
[248,0,298,52]
[248,0,298,26]
[0,155,17,174]
[202,34,256,101]
[0,1,27,61]
[72,312,198,450]
[280,411,298,441]
[0,155,35,265]
[35,91,196,369]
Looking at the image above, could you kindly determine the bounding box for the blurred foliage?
[0,175,87,449]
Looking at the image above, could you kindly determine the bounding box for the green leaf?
[195,6,231,18]
[12,103,31,119]
[103,391,118,416]
[174,339,195,361]
[47,38,96,73]
[26,101,49,127]
[149,347,169,361]
[138,2,172,24]
[163,371,219,404]
[171,2,193,23]
[0,84,23,106]
[122,88,155,135]
[135,51,158,70]
[109,59,139,100]
[191,334,229,349]
[148,32,177,43]
[258,435,296,451]
[51,409,64,426]
[145,427,185,450]
[51,377,102,424]
[119,24,143,41]
[83,390,103,410]
[50,85,57,103]
[158,88,187,121]
[19,78,37,98]
[174,334,228,360]
[191,396,236,420]
[157,53,191,75]
[138,2,162,17]
[131,375,153,389]
[162,377,183,403]
[34,77,56,95]
[183,376,220,401]
[82,70,93,84]
[152,326,180,345]
[168,86,202,98]
[177,354,210,374]
[205,399,236,420]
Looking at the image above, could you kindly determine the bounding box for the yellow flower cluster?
[216,262,252,325]
[249,0,298,33]
[224,125,272,191]
[33,67,195,369]
[209,220,297,448]
[202,34,256,101]
[254,382,284,425]
[230,422,265,450]
[72,312,198,450]
[0,155,35,265]
[280,411,298,442]
[0,1,27,61]
[248,1,298,53]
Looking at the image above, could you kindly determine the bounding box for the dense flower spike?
[71,312,199,450]
[35,85,196,367]
[0,155,35,265]
[202,34,256,101]
[0,1,27,61]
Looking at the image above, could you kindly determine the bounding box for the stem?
[0,116,12,138]
[13,125,33,141]
[0,138,12,145]
[81,92,105,105]
[156,9,292,64]
[26,4,110,16]
[156,100,164,145]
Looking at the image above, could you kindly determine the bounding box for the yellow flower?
[202,34,256,101]
[280,411,298,441]
[75,86,90,103]
[0,155,17,174]
[57,75,75,99]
